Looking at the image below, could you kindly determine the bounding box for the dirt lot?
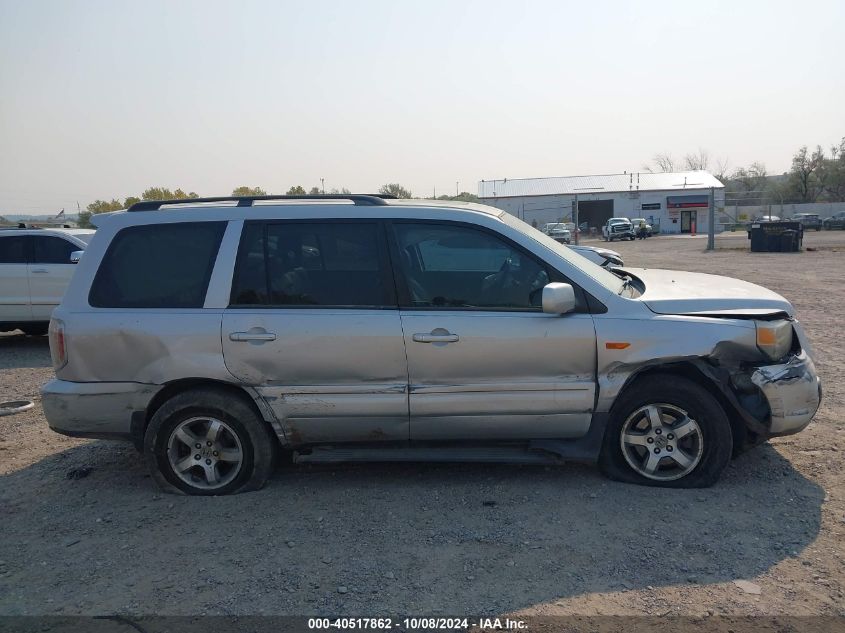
[1,231,844,618]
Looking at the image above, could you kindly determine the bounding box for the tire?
[599,375,733,488]
[143,387,276,495]
[20,324,48,336]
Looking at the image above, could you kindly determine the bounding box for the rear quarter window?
[89,222,226,308]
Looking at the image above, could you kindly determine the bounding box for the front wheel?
[144,388,276,495]
[599,375,733,488]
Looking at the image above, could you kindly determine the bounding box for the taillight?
[49,318,67,370]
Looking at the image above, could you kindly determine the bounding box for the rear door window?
[33,236,77,264]
[89,222,226,308]
[0,236,30,264]
[230,221,393,307]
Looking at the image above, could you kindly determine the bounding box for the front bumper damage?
[750,352,821,435]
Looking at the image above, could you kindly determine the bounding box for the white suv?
[0,227,94,335]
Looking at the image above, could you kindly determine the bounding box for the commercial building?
[478,171,725,234]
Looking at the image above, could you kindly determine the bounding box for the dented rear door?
[221,220,409,444]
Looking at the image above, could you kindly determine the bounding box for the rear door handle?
[229,332,277,342]
[31,269,48,274]
[412,332,459,343]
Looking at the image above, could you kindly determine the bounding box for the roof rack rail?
[128,194,396,212]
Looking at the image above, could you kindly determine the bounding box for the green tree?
[437,191,479,203]
[123,196,140,209]
[725,162,769,206]
[78,198,123,228]
[329,187,352,195]
[286,185,307,195]
[232,186,267,197]
[378,183,413,198]
[308,186,322,195]
[787,145,825,202]
[87,199,123,213]
[819,137,845,202]
[141,187,199,201]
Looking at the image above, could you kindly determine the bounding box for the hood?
[627,268,794,317]
[571,245,621,258]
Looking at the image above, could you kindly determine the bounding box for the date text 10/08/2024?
[307,617,528,630]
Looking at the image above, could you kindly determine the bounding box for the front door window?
[393,223,550,309]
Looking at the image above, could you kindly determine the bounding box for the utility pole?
[456,182,459,197]
[707,186,715,251]
[321,178,325,194]
[573,195,579,246]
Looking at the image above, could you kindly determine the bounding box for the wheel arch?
[133,378,284,451]
[612,360,748,453]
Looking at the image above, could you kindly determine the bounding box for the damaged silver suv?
[42,195,822,495]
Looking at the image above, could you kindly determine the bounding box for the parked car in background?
[42,195,820,495]
[568,244,623,268]
[541,222,571,244]
[0,227,94,335]
[630,218,653,238]
[602,217,634,241]
[792,214,822,231]
[823,211,845,230]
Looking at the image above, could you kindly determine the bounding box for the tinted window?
[231,222,389,307]
[89,222,225,308]
[33,236,77,264]
[0,236,29,264]
[395,223,549,309]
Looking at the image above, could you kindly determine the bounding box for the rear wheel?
[599,375,733,488]
[144,388,276,495]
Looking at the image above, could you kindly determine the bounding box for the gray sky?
[1,0,843,213]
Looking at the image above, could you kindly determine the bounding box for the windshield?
[545,223,567,231]
[502,213,624,293]
[72,231,95,244]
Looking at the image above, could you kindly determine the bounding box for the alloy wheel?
[620,403,704,481]
[166,417,244,490]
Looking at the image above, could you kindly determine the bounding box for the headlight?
[755,319,793,361]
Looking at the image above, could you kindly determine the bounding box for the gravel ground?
[1,231,844,617]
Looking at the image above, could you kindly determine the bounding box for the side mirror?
[542,282,576,314]
[70,251,84,264]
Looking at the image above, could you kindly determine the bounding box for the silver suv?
[42,195,822,495]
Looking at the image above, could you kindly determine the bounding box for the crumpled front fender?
[751,351,821,435]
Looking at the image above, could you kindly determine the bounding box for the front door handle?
[31,269,48,274]
[412,332,459,344]
[229,331,277,342]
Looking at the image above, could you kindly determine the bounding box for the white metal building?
[478,171,726,235]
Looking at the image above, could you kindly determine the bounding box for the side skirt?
[294,414,609,465]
